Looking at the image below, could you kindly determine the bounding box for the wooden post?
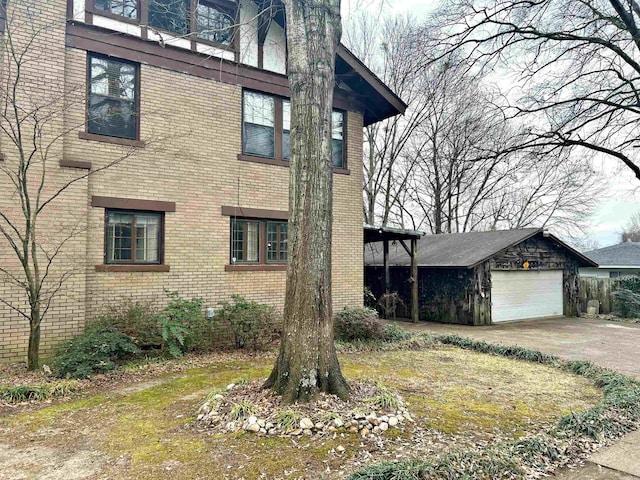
[411,237,419,323]
[384,239,390,318]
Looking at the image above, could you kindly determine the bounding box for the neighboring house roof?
[584,242,640,268]
[365,228,597,268]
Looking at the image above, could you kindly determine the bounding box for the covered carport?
[363,224,424,323]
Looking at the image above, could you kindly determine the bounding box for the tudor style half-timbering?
[0,1,406,362]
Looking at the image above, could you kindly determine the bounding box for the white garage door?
[491,270,563,323]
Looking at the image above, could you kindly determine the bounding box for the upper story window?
[242,91,346,168]
[149,0,189,35]
[332,111,344,168]
[106,210,163,264]
[95,0,138,19]
[243,91,275,158]
[88,54,139,140]
[196,1,235,45]
[88,0,237,49]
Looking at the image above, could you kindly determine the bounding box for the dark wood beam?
[411,238,419,323]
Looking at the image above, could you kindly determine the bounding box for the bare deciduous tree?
[621,211,640,242]
[0,1,139,369]
[429,0,640,181]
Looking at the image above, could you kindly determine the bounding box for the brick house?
[0,0,405,362]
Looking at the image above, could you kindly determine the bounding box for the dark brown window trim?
[66,22,361,114]
[237,154,288,168]
[0,152,6,162]
[60,159,92,170]
[224,264,286,272]
[85,53,141,143]
[237,154,350,175]
[241,90,348,171]
[79,131,146,148]
[93,196,177,212]
[95,264,170,272]
[221,206,288,220]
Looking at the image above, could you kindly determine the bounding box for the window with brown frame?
[105,210,163,264]
[87,0,237,50]
[87,54,139,140]
[94,0,139,20]
[231,218,288,264]
[196,0,235,45]
[242,90,346,168]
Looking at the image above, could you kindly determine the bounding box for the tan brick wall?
[1,3,364,362]
[0,0,88,363]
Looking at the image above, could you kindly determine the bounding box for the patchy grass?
[348,334,640,480]
[0,345,602,479]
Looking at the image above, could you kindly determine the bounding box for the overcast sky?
[341,0,639,249]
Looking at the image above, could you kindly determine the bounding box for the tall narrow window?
[282,100,291,161]
[106,211,162,264]
[196,1,234,45]
[231,219,260,263]
[95,0,138,19]
[243,91,275,158]
[332,110,344,168]
[88,55,138,140]
[267,222,288,263]
[148,0,189,35]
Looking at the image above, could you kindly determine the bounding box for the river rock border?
[196,380,413,438]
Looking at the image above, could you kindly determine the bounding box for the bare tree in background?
[263,0,349,403]
[621,211,640,242]
[0,1,139,369]
[429,0,640,181]
[345,15,429,226]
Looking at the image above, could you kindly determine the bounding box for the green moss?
[1,347,603,479]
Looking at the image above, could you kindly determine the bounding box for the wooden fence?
[578,277,619,314]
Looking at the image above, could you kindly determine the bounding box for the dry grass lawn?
[0,346,600,479]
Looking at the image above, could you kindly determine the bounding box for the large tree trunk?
[264,0,349,403]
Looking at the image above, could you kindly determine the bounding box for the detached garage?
[365,228,597,325]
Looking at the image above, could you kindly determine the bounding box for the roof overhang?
[364,224,423,244]
[335,45,407,125]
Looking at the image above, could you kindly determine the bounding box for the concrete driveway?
[395,316,640,380]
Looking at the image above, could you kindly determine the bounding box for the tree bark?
[263,0,349,403]
[27,307,40,370]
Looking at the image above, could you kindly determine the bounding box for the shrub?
[618,275,640,294]
[90,300,161,350]
[214,295,279,350]
[54,327,140,379]
[364,287,377,309]
[382,323,412,343]
[377,292,405,319]
[157,291,205,355]
[334,307,384,342]
[612,289,640,318]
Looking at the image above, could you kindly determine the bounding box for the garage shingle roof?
[585,242,640,267]
[365,228,597,268]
